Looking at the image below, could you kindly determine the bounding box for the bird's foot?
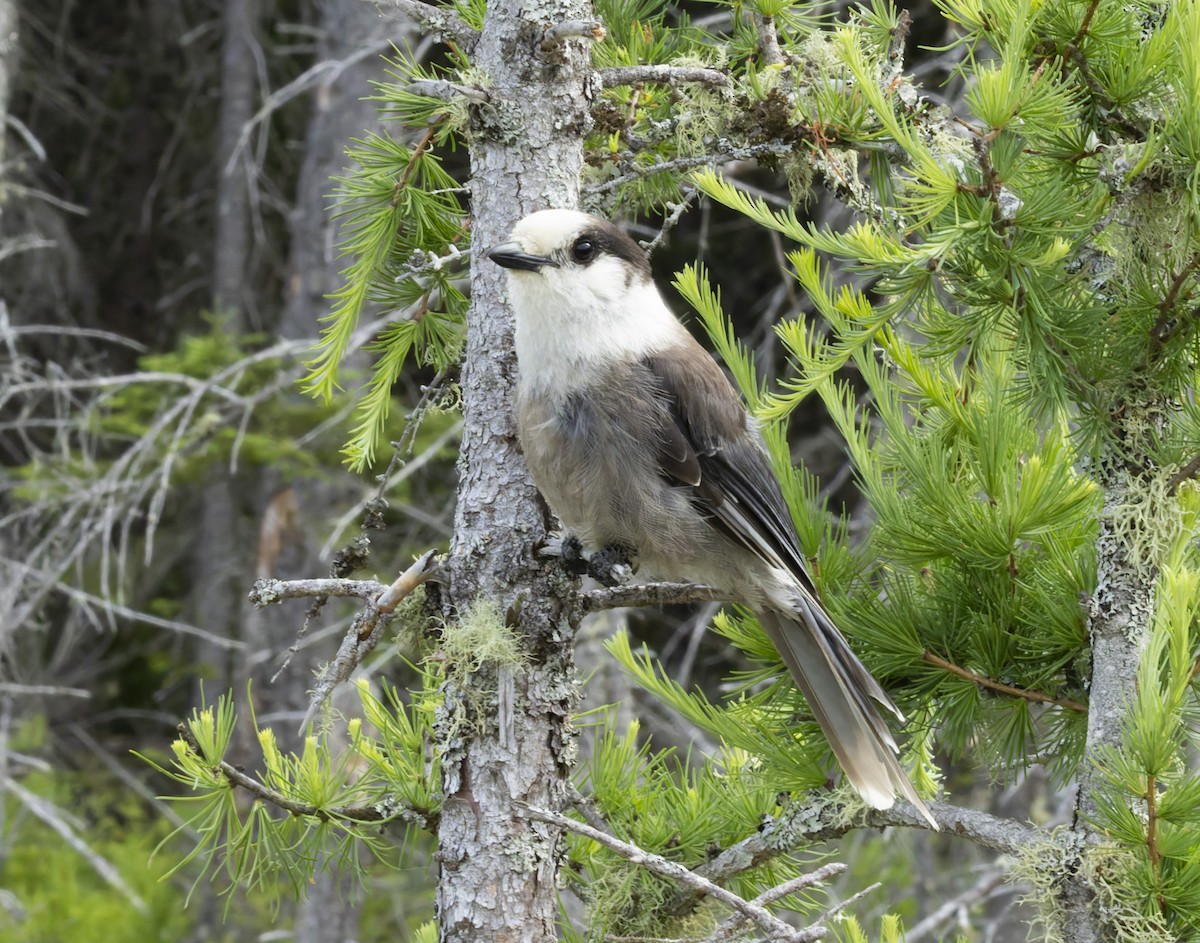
[587,544,635,587]
[539,534,635,587]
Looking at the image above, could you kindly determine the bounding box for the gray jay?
[487,209,935,826]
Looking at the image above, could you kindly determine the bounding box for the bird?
[486,208,936,827]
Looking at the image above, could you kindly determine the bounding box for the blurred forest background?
[0,0,1048,940]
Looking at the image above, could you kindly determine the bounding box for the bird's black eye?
[572,238,596,263]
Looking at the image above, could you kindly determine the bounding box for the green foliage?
[292,0,1200,936]
[138,678,443,907]
[304,128,468,470]
[566,718,830,938]
[607,630,829,795]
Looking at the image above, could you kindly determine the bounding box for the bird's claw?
[539,534,634,586]
[587,544,635,587]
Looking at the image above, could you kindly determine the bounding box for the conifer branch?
[600,65,730,88]
[371,0,480,51]
[1148,251,1200,359]
[1167,453,1200,493]
[519,804,830,942]
[579,581,729,612]
[922,651,1088,713]
[175,723,436,829]
[541,19,606,49]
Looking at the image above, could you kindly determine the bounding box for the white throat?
[509,260,687,396]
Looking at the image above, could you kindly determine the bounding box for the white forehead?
[509,209,596,254]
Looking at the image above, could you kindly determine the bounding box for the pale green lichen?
[441,598,528,674]
[1010,834,1175,943]
[1102,456,1185,576]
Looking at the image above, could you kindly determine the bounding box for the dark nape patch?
[589,221,652,281]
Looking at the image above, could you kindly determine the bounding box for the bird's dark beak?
[486,242,558,272]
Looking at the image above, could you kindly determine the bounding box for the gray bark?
[212,0,261,320]
[433,0,595,938]
[1059,457,1154,942]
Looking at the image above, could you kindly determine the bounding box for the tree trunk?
[434,0,594,939]
[1059,454,1155,942]
[212,0,261,321]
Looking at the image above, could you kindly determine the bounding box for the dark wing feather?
[642,351,935,826]
[642,353,817,595]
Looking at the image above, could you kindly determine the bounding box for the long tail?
[757,607,937,829]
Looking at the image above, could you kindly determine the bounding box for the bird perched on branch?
[487,208,935,827]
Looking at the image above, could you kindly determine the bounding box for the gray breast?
[516,365,717,566]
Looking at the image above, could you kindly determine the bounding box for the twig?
[922,651,1088,713]
[1146,772,1161,872]
[586,142,794,196]
[1071,0,1103,45]
[1167,452,1200,492]
[249,577,390,605]
[757,14,784,66]
[407,79,491,104]
[519,804,827,942]
[226,35,397,174]
[1148,251,1200,358]
[2,559,247,650]
[0,683,90,698]
[293,550,441,733]
[371,0,480,51]
[541,19,606,50]
[905,868,1008,943]
[691,795,1041,898]
[642,194,699,255]
[600,65,729,88]
[709,863,847,942]
[885,8,911,75]
[578,581,729,612]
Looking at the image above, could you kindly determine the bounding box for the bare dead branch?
[906,868,1010,943]
[0,683,90,698]
[600,65,729,88]
[249,577,389,605]
[708,863,848,943]
[371,0,480,51]
[541,19,606,49]
[293,550,440,733]
[579,581,729,612]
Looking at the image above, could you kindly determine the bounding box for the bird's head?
[487,210,653,311]
[486,209,684,388]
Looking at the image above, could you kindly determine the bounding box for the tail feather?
[757,608,937,830]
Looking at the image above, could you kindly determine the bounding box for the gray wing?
[642,352,819,596]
